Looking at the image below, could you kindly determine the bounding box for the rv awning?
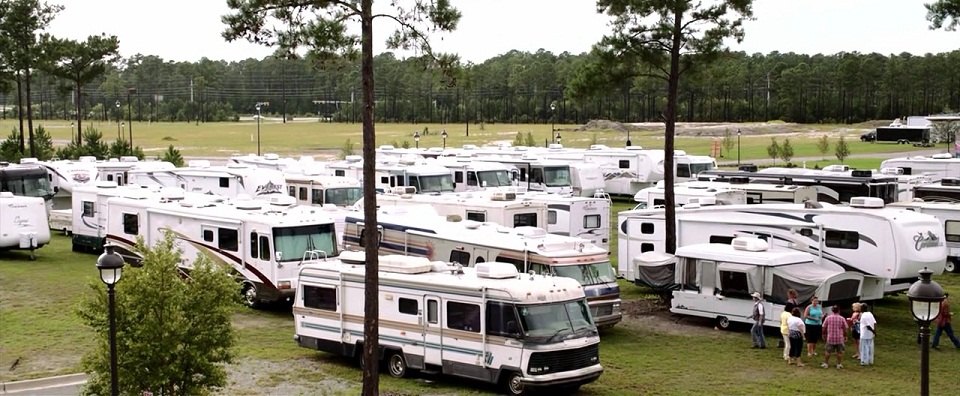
[717,262,756,273]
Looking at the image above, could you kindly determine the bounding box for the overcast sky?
[46,0,958,63]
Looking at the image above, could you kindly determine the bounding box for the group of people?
[751,290,877,368]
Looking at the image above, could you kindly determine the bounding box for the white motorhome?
[881,153,960,181]
[617,198,947,300]
[434,157,518,192]
[911,178,960,203]
[632,181,747,209]
[0,192,50,259]
[294,254,603,395]
[637,238,864,329]
[464,152,574,195]
[327,156,455,194]
[540,145,666,196]
[514,191,611,251]
[663,179,818,205]
[104,192,341,307]
[373,190,547,229]
[342,208,622,328]
[127,161,287,200]
[94,157,175,186]
[284,172,362,207]
[71,182,146,252]
[1,162,55,210]
[699,168,899,204]
[888,200,960,273]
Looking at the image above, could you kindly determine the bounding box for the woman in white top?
[787,307,807,367]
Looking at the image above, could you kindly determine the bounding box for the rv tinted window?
[312,189,323,205]
[825,230,859,249]
[122,213,138,235]
[619,160,629,169]
[548,210,557,225]
[641,243,654,253]
[709,235,735,245]
[107,174,114,181]
[427,300,438,324]
[303,285,336,311]
[380,176,388,185]
[82,201,95,217]
[335,170,345,177]
[219,228,239,252]
[514,213,538,227]
[530,168,544,184]
[486,302,520,337]
[398,298,418,315]
[299,187,308,201]
[288,186,296,197]
[677,165,691,178]
[466,211,486,222]
[947,221,960,242]
[454,171,463,183]
[719,270,750,299]
[641,222,655,234]
[259,235,270,260]
[202,229,214,242]
[466,172,477,186]
[447,301,481,332]
[584,214,601,229]
[450,250,470,265]
[901,167,912,175]
[250,232,259,257]
[219,177,230,188]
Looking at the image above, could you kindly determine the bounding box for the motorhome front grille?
[591,305,613,318]
[527,344,599,375]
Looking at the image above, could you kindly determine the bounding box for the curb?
[1,373,87,394]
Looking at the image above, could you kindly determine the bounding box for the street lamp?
[441,129,448,149]
[127,88,136,150]
[550,101,556,141]
[907,267,946,396]
[737,128,742,166]
[70,122,75,145]
[96,244,126,396]
[115,100,121,140]
[255,103,262,156]
[414,131,421,149]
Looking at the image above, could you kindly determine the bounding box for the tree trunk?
[359,1,379,395]
[76,81,84,145]
[664,9,683,255]
[15,74,24,154]
[26,67,35,157]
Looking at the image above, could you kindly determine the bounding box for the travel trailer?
[342,207,622,328]
[126,161,287,200]
[70,182,168,252]
[0,192,50,259]
[94,157,175,186]
[888,200,960,273]
[881,153,960,180]
[911,178,960,203]
[617,198,947,300]
[104,191,341,307]
[698,168,899,204]
[373,190,548,229]
[38,158,98,210]
[632,181,747,209]
[0,162,55,208]
[635,238,864,329]
[284,172,362,207]
[539,145,668,196]
[515,191,611,250]
[294,253,603,395]
[665,179,818,205]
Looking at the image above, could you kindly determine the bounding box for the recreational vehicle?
[0,162,55,208]
[636,238,864,329]
[881,153,960,180]
[126,162,287,199]
[911,178,960,203]
[464,153,574,195]
[373,190,548,229]
[39,158,98,209]
[94,157,175,186]
[434,158,518,192]
[632,181,747,209]
[342,208,622,328]
[698,168,899,204]
[888,200,960,273]
[294,254,604,395]
[284,172,363,207]
[104,192,341,307]
[70,182,170,252]
[617,198,947,300]
[514,191,611,250]
[666,179,818,205]
[539,145,668,196]
[328,156,456,194]
[0,192,50,259]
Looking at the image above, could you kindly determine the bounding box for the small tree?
[513,132,524,146]
[524,131,536,147]
[0,129,23,162]
[339,138,355,159]
[590,133,599,146]
[400,140,411,149]
[162,145,184,167]
[835,136,850,163]
[780,138,794,164]
[722,129,735,158]
[78,233,238,395]
[108,138,145,160]
[816,135,830,159]
[766,137,781,165]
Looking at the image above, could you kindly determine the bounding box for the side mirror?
[53,186,60,193]
[275,251,283,262]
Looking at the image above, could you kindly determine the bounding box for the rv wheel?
[946,259,958,273]
[503,371,525,396]
[716,316,731,330]
[386,351,409,378]
[241,283,260,308]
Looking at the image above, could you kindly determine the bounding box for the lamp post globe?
[97,244,125,285]
[414,131,421,149]
[115,100,122,140]
[737,128,742,166]
[907,267,946,396]
[441,129,448,149]
[96,243,125,396]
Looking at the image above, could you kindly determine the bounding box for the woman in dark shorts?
[803,296,824,357]
[787,307,806,366]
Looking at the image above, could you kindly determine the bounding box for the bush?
[339,138,355,159]
[162,145,184,167]
[0,129,23,163]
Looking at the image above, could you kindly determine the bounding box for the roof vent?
[20,157,39,164]
[491,191,516,201]
[548,143,563,150]
[160,187,186,201]
[344,155,362,163]
[79,156,97,162]
[515,227,548,238]
[849,197,884,208]
[234,200,262,210]
[119,156,139,162]
[732,237,769,251]
[476,262,520,279]
[0,191,13,198]
[588,144,609,150]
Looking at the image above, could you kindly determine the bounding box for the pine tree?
[835,136,850,163]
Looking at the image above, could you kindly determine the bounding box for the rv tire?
[946,259,958,273]
[716,316,731,330]
[241,283,261,308]
[502,371,525,396]
[386,350,409,378]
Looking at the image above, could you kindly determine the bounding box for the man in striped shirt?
[821,305,848,369]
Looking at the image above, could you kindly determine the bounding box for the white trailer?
[94,157,175,186]
[104,192,341,307]
[639,238,864,330]
[284,172,362,207]
[618,197,947,300]
[294,254,604,395]
[632,181,747,209]
[434,157,518,192]
[38,158,98,210]
[127,161,287,200]
[513,191,611,251]
[343,208,622,328]
[888,200,960,273]
[0,192,50,259]
[881,153,960,181]
[71,182,158,252]
[373,190,548,229]
[327,156,456,194]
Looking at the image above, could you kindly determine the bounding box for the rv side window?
[547,210,557,225]
[398,298,418,315]
[466,211,486,222]
[335,170,345,177]
[454,172,463,183]
[447,301,481,333]
[467,172,478,186]
[486,302,520,337]
[450,250,471,265]
[218,228,239,252]
[219,177,230,188]
[719,270,750,299]
[530,168,544,184]
[82,201,95,217]
[259,235,270,260]
[519,168,527,181]
[250,232,259,257]
[746,193,762,204]
[682,259,697,290]
[641,223,655,234]
[427,300,438,324]
[640,243,654,253]
[288,186,296,197]
[107,174,114,181]
[122,213,138,235]
[584,214,601,229]
[710,235,734,245]
[946,221,960,242]
[824,230,859,249]
[619,160,630,169]
[299,187,308,201]
[652,199,665,207]
[677,165,691,178]
[311,189,323,205]
[380,176,389,185]
[202,229,214,242]
[901,167,912,175]
[303,285,337,311]
[513,213,538,227]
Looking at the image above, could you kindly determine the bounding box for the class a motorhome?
[104,191,341,307]
[373,189,548,229]
[880,153,960,181]
[632,180,747,209]
[294,253,603,395]
[888,200,960,273]
[342,207,623,328]
[1,162,55,210]
[126,161,287,200]
[617,197,947,300]
[539,145,667,196]
[284,171,363,207]
[674,151,717,182]
[635,237,864,329]
[698,167,899,204]
[327,155,456,194]
[434,157,519,192]
[461,151,574,195]
[0,192,50,259]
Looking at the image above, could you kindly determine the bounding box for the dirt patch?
[573,119,874,139]
[619,299,730,337]
[576,119,641,133]
[218,357,353,395]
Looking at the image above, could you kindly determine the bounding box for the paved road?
[1,374,85,395]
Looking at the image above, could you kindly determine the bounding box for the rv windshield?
[411,174,454,193]
[688,162,714,176]
[477,170,512,187]
[324,187,363,206]
[273,224,338,262]
[543,167,571,187]
[0,167,55,200]
[517,299,596,343]
[550,262,617,286]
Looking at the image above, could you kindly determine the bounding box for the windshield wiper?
[546,327,572,343]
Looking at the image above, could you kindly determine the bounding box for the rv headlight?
[278,281,292,290]
[612,302,621,313]
[528,366,551,374]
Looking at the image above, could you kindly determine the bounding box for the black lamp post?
[70,122,75,145]
[441,129,448,149]
[907,267,946,396]
[737,128,742,166]
[550,102,556,140]
[115,100,121,140]
[255,103,263,156]
[127,88,136,150]
[414,131,420,149]
[96,244,125,396]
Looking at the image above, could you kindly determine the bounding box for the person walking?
[859,304,877,366]
[821,305,848,369]
[787,307,806,367]
[932,293,960,350]
[780,303,796,360]
[750,292,767,349]
[803,296,824,357]
[847,302,863,359]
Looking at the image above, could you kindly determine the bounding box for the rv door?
[423,296,442,366]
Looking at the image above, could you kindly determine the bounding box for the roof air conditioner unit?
[880,167,904,175]
[380,255,432,274]
[264,153,280,160]
[689,197,716,206]
[476,262,520,279]
[234,200,262,210]
[822,164,849,172]
[391,186,417,195]
[340,250,366,264]
[269,195,297,206]
[19,157,39,164]
[932,153,953,159]
[491,192,516,201]
[851,170,872,177]
[732,237,769,251]
[849,197,884,208]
